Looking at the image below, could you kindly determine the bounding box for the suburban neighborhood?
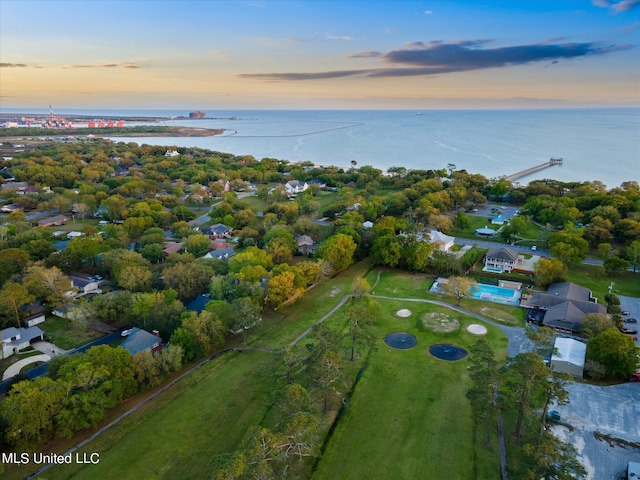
[0,136,638,480]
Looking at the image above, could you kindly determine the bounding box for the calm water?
[13,108,640,187]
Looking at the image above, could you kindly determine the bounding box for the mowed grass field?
[9,265,511,480]
[315,298,508,480]
[44,350,278,480]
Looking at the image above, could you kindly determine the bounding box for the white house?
[285,180,309,195]
[484,246,519,273]
[67,276,100,296]
[1,326,44,359]
[428,230,455,253]
[550,337,586,377]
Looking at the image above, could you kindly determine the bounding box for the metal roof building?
[550,337,586,377]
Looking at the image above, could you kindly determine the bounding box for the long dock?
[504,157,563,182]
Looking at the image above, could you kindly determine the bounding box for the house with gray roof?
[1,326,44,359]
[202,247,236,261]
[484,246,519,273]
[120,328,162,356]
[295,235,315,255]
[525,282,607,335]
[201,223,233,239]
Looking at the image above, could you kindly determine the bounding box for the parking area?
[552,382,640,479]
[467,203,520,222]
[552,425,640,480]
[620,295,640,347]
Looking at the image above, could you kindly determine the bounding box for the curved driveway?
[2,354,51,381]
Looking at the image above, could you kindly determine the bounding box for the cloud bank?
[238,39,630,81]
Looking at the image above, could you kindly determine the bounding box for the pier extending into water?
[505,157,563,182]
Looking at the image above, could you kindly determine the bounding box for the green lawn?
[43,351,276,480]
[314,298,508,480]
[568,263,640,299]
[39,316,102,350]
[7,266,513,480]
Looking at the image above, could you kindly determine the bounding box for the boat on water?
[416,112,422,115]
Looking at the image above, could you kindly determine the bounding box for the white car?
[121,329,133,337]
[531,246,537,251]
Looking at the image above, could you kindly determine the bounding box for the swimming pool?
[429,279,521,306]
[483,267,503,273]
[470,284,521,305]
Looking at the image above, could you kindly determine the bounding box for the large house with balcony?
[484,246,519,273]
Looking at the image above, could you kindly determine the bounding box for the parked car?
[621,328,638,335]
[121,329,133,337]
[630,372,640,382]
[531,246,537,251]
[622,311,631,315]
[624,318,637,323]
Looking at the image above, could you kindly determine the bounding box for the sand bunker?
[467,324,488,335]
[421,312,460,333]
[396,309,412,318]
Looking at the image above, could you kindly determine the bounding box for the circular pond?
[384,332,417,349]
[429,343,468,361]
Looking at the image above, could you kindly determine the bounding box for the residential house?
[120,328,162,356]
[285,180,309,195]
[37,214,69,227]
[0,203,21,214]
[428,230,455,253]
[295,235,315,255]
[484,246,519,273]
[217,179,232,192]
[1,181,36,195]
[202,247,236,261]
[52,303,77,318]
[1,326,44,359]
[525,282,607,335]
[308,179,327,190]
[186,293,211,314]
[165,150,180,157]
[201,223,233,239]
[209,240,234,251]
[67,276,100,296]
[162,242,184,256]
[549,337,586,377]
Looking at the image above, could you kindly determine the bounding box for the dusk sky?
[1,0,639,110]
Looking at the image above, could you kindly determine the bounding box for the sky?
[1,0,639,110]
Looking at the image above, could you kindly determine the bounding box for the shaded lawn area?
[39,316,102,350]
[43,351,277,480]
[249,259,374,349]
[314,299,508,480]
[447,214,496,239]
[568,263,640,299]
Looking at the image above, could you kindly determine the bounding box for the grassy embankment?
[14,264,510,480]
